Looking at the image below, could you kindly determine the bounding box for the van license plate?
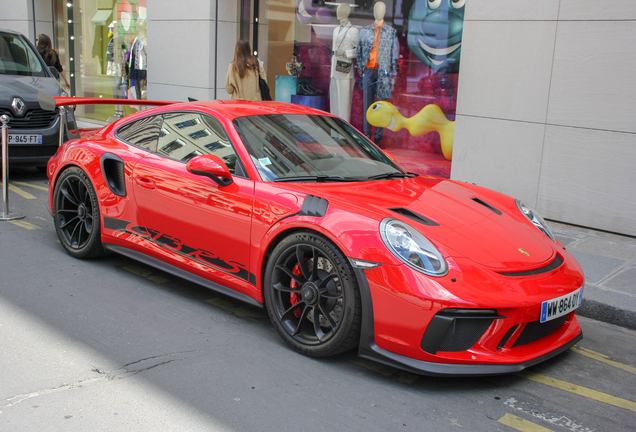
[8,134,43,144]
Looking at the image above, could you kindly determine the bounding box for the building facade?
[3,0,635,236]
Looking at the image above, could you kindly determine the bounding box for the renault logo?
[518,248,530,256]
[11,97,27,117]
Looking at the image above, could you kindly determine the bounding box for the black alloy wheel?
[264,232,361,357]
[53,166,105,259]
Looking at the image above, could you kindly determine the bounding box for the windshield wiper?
[274,175,356,183]
[366,172,418,181]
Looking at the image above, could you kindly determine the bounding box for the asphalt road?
[1,167,635,432]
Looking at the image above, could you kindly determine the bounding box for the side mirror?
[187,154,233,187]
[383,150,398,164]
[48,66,60,79]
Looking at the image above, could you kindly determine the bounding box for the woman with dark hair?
[225,38,267,101]
[36,34,70,88]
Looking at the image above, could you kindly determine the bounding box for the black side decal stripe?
[102,216,257,285]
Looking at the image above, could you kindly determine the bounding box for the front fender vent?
[299,195,328,217]
[389,207,439,226]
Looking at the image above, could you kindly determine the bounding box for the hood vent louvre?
[499,254,564,277]
[471,197,502,215]
[389,207,439,226]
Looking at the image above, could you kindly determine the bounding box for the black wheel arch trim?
[352,266,583,377]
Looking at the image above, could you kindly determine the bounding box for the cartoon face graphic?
[407,0,466,73]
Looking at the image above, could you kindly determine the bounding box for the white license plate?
[540,287,582,323]
[8,134,43,144]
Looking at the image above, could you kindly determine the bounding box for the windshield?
[233,114,404,182]
[0,32,46,76]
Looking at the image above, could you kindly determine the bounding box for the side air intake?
[100,153,126,197]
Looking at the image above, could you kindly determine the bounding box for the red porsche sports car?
[46,98,584,376]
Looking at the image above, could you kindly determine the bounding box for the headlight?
[516,200,555,242]
[380,218,448,276]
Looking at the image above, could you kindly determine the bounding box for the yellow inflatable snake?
[366,101,454,161]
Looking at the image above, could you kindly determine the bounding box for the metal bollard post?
[0,115,26,221]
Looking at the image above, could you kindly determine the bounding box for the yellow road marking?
[517,370,636,413]
[205,297,264,319]
[7,184,36,199]
[122,265,171,284]
[9,220,41,230]
[571,346,636,375]
[498,414,554,432]
[12,181,49,191]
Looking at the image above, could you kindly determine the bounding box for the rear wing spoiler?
[37,91,178,145]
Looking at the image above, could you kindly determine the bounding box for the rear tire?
[264,231,362,357]
[53,166,105,259]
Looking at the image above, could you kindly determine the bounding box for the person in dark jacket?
[36,33,70,89]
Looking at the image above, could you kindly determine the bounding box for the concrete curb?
[578,299,636,331]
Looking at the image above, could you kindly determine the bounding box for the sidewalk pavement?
[74,117,636,332]
[549,221,636,330]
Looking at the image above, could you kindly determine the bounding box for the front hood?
[306,177,555,271]
[0,75,61,108]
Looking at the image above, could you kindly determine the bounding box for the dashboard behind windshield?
[0,32,46,76]
[233,114,403,182]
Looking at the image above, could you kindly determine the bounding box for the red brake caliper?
[290,262,303,318]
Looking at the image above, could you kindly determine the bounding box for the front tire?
[53,166,105,259]
[264,232,362,357]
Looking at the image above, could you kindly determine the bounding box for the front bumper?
[1,114,63,165]
[352,248,585,376]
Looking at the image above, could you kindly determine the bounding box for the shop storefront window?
[254,0,463,178]
[54,0,147,122]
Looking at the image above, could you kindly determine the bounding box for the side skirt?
[103,243,263,309]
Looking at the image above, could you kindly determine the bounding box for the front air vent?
[497,325,518,350]
[389,207,439,226]
[499,254,564,277]
[421,309,506,354]
[471,197,502,215]
[0,107,59,129]
[512,315,568,347]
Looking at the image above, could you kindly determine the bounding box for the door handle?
[134,176,156,190]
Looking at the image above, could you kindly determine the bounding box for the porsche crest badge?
[518,248,530,256]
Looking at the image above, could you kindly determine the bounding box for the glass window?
[54,0,148,121]
[157,112,244,175]
[249,0,464,179]
[116,114,163,151]
[233,114,401,182]
[0,31,45,76]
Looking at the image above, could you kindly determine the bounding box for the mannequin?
[356,1,399,146]
[128,20,147,100]
[329,3,359,122]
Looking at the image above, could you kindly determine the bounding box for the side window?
[116,115,163,152]
[157,112,244,176]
